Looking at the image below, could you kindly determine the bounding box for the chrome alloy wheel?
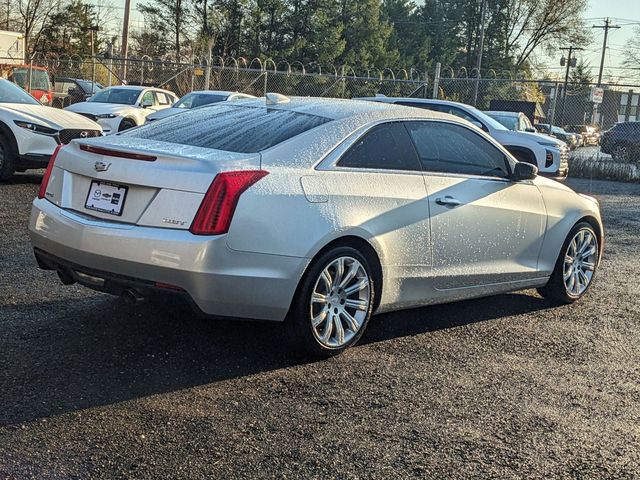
[310,256,371,348]
[563,228,597,297]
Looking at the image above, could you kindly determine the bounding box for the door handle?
[435,196,462,207]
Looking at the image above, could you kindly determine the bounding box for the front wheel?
[537,222,599,303]
[118,118,137,132]
[288,247,375,357]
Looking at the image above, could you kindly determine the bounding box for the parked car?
[484,110,537,133]
[360,96,569,178]
[64,85,178,134]
[0,79,102,180]
[29,95,603,356]
[600,122,640,163]
[145,90,255,123]
[565,124,600,146]
[536,124,580,150]
[53,77,103,108]
[2,64,53,105]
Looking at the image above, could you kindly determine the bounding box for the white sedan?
[0,79,102,181]
[29,96,603,356]
[65,85,178,134]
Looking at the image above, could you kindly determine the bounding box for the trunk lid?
[47,137,262,229]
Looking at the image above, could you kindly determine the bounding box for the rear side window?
[155,92,170,105]
[406,121,511,178]
[126,104,331,153]
[338,122,421,171]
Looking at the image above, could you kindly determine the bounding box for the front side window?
[338,122,421,171]
[406,121,511,178]
[141,91,155,105]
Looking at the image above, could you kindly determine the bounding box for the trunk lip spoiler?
[79,143,157,161]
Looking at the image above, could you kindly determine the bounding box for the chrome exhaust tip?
[122,288,145,305]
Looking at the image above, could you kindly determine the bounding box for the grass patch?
[569,151,640,183]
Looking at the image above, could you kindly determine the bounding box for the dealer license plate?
[84,180,128,216]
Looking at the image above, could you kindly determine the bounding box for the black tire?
[537,222,599,304]
[287,246,376,357]
[118,118,137,132]
[0,133,16,181]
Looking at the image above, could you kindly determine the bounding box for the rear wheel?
[0,134,16,181]
[288,246,375,357]
[537,222,599,303]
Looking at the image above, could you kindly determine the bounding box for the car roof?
[357,96,473,109]
[233,95,459,123]
[484,111,521,117]
[186,90,238,96]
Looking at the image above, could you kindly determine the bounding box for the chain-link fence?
[2,54,639,179]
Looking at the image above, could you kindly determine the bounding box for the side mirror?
[141,99,153,108]
[525,127,536,133]
[512,162,538,181]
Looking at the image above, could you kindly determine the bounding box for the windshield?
[486,114,517,130]
[89,88,140,105]
[551,126,566,134]
[126,104,331,153]
[76,80,103,94]
[0,79,40,104]
[9,68,51,91]
[175,92,227,109]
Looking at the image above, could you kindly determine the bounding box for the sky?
[539,0,640,83]
[96,0,640,83]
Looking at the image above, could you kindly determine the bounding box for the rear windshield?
[126,104,331,153]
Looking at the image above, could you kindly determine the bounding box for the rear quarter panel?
[535,177,603,273]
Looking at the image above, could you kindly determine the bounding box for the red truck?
[0,31,53,105]
[2,64,53,105]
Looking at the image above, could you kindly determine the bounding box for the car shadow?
[1,171,44,185]
[0,291,554,427]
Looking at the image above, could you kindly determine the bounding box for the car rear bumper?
[29,198,308,321]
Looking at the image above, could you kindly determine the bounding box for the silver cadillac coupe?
[29,95,603,356]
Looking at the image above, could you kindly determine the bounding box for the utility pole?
[120,0,132,83]
[591,18,620,125]
[558,46,583,126]
[594,18,620,86]
[472,0,487,106]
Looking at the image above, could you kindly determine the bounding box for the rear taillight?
[38,145,64,199]
[190,170,269,235]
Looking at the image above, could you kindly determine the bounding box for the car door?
[326,122,432,302]
[405,120,547,290]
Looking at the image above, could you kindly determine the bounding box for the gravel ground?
[1,172,639,479]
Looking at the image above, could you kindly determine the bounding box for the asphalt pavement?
[1,172,639,479]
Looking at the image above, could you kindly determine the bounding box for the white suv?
[65,86,178,135]
[360,97,569,178]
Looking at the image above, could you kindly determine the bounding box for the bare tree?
[16,0,61,55]
[622,27,640,81]
[503,0,590,69]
